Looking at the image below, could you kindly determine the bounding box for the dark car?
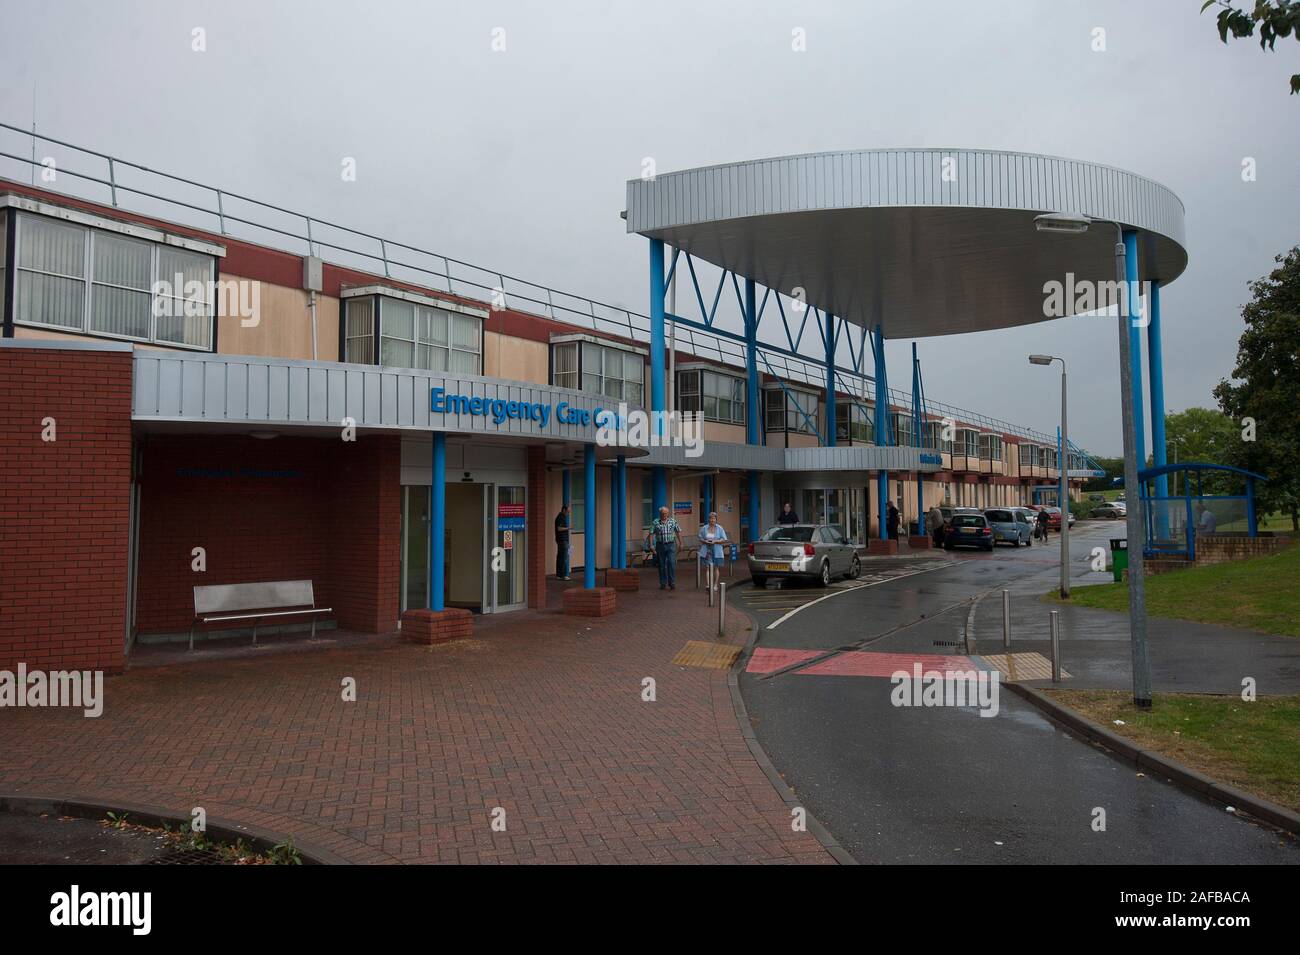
[943,513,994,551]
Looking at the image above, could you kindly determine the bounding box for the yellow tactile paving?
[979,651,1070,682]
[671,640,742,670]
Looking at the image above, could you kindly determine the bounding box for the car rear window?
[950,515,986,528]
[763,526,814,542]
[986,510,1013,522]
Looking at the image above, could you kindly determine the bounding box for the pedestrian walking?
[554,503,571,580]
[647,506,683,590]
[928,503,945,547]
[698,512,729,591]
[887,500,901,540]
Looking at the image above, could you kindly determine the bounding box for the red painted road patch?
[797,651,978,678]
[745,647,824,673]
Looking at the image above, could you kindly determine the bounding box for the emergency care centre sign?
[430,385,625,437]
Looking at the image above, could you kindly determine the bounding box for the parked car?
[984,508,1032,546]
[943,513,994,551]
[747,524,860,588]
[1042,506,1075,530]
[1092,502,1127,520]
[1087,493,1105,503]
[1012,507,1040,542]
[938,505,981,525]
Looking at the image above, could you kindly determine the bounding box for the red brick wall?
[0,345,133,673]
[136,433,400,636]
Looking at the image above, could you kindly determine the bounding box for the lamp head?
[1033,212,1091,235]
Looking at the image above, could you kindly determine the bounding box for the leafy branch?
[1201,0,1300,93]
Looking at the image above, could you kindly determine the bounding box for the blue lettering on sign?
[431,386,628,433]
[919,453,943,465]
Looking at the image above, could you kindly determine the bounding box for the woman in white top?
[698,512,729,590]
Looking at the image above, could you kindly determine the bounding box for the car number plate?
[763,562,786,571]
[961,527,975,534]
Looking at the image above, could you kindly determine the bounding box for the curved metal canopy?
[625,149,1188,340]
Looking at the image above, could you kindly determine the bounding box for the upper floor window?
[835,403,872,443]
[677,368,745,425]
[765,388,821,435]
[1019,443,1035,467]
[11,212,214,349]
[550,338,644,405]
[343,292,482,374]
[891,412,917,448]
[980,433,1003,460]
[957,429,979,457]
[923,420,953,453]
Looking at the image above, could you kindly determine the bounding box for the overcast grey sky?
[2,0,1296,454]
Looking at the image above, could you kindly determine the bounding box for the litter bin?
[1110,538,1128,582]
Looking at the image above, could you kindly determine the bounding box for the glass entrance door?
[491,485,527,612]
[401,485,430,613]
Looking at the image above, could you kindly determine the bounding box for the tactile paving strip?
[672,640,742,670]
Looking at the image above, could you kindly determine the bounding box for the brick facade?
[401,607,474,644]
[0,345,134,673]
[136,432,400,637]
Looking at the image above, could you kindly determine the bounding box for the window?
[836,404,873,443]
[892,412,917,448]
[376,296,481,373]
[344,298,375,364]
[1020,443,1036,467]
[13,212,214,348]
[640,472,654,529]
[552,339,644,405]
[571,473,585,534]
[764,388,821,435]
[924,421,953,452]
[677,368,745,425]
[959,430,979,457]
[980,434,1003,460]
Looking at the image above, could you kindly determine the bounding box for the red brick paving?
[0,568,832,864]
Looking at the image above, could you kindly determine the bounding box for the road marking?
[763,562,950,630]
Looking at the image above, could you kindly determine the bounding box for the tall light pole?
[1030,354,1069,598]
[1034,213,1152,708]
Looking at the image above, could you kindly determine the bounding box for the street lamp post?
[1030,354,1069,599]
[1034,213,1152,708]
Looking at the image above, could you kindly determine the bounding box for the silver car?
[747,524,860,588]
[984,508,1032,546]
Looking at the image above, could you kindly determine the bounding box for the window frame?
[11,211,216,351]
[676,367,745,426]
[550,337,645,406]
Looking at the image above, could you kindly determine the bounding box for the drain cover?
[146,847,227,865]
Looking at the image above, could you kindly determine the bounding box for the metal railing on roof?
[0,119,1093,459]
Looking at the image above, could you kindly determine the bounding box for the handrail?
[0,119,1096,456]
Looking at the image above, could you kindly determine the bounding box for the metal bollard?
[708,567,715,607]
[718,582,726,637]
[1049,610,1061,682]
[1002,589,1011,649]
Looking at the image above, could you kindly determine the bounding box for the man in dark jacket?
[887,500,901,540]
[778,502,800,524]
[554,504,571,580]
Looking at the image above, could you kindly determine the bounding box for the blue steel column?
[1123,230,1146,468]
[562,469,570,507]
[912,342,924,535]
[1147,281,1168,498]
[874,324,888,540]
[649,238,667,513]
[616,455,627,568]
[745,278,761,540]
[429,431,446,611]
[609,461,619,571]
[583,444,597,588]
[824,312,837,447]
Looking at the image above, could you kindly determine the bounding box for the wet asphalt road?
[737,524,1299,864]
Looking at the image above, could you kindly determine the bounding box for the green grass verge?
[1049,540,1300,637]
[1044,690,1300,812]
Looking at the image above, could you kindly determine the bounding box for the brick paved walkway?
[0,570,831,864]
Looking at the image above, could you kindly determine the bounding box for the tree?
[1214,247,1300,530]
[1162,407,1239,494]
[1201,1,1300,94]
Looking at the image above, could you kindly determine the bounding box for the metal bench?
[190,580,332,651]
